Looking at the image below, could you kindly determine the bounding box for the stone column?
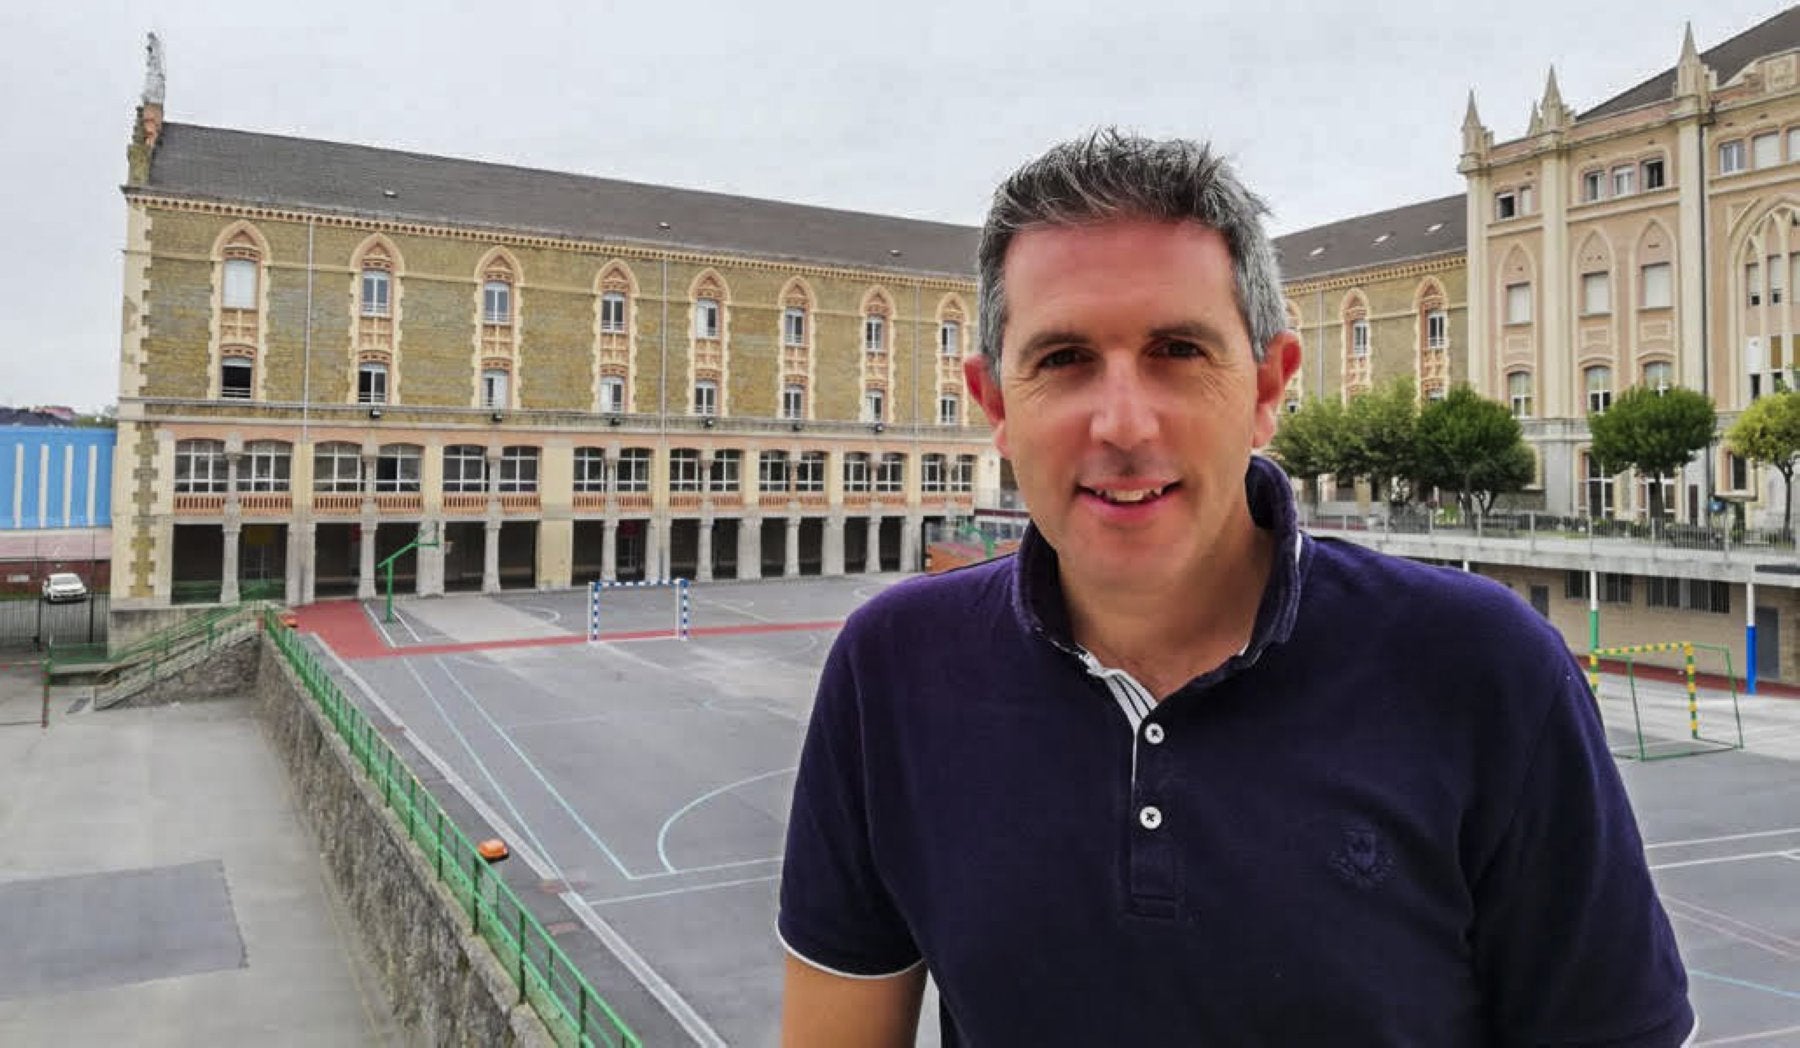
[866,515,883,573]
[416,518,446,597]
[482,518,502,594]
[737,515,761,581]
[297,519,317,605]
[902,513,923,574]
[784,514,801,578]
[646,516,665,581]
[220,518,242,604]
[823,512,846,576]
[357,513,378,600]
[697,515,714,582]
[285,519,305,605]
[602,517,618,582]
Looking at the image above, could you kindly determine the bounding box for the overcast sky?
[0,0,1788,411]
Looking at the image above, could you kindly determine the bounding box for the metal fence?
[1299,507,1799,559]
[265,613,641,1048]
[0,593,108,652]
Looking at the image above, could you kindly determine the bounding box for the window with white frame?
[1748,261,1764,306]
[758,451,789,492]
[574,447,607,493]
[1772,255,1785,304]
[1585,365,1613,414]
[876,453,905,493]
[1507,370,1533,419]
[864,313,885,352]
[695,298,721,338]
[710,450,741,493]
[361,268,391,317]
[1350,319,1370,356]
[1582,272,1611,316]
[1610,165,1636,197]
[1647,577,1731,614]
[921,453,946,493]
[781,383,805,421]
[939,321,960,357]
[669,448,703,493]
[694,379,718,417]
[952,454,976,493]
[600,375,625,415]
[1643,361,1673,394]
[1642,157,1666,189]
[220,357,255,400]
[1426,309,1448,350]
[863,389,884,423]
[614,448,650,493]
[939,393,960,426]
[483,280,511,325]
[1719,139,1746,174]
[1753,132,1780,170]
[374,444,421,493]
[1581,170,1603,202]
[1641,263,1673,309]
[481,368,509,409]
[795,452,826,492]
[843,452,871,492]
[223,258,258,310]
[358,362,389,405]
[783,307,806,346]
[1495,191,1518,220]
[498,446,538,493]
[239,441,291,492]
[442,445,487,493]
[1584,453,1615,517]
[174,439,228,493]
[601,291,627,333]
[313,442,364,493]
[1790,128,1800,164]
[1505,283,1532,325]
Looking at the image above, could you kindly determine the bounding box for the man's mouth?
[1081,483,1176,505]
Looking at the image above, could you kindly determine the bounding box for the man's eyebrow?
[1012,329,1089,365]
[1148,321,1236,348]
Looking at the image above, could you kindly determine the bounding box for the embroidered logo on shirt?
[1328,827,1393,890]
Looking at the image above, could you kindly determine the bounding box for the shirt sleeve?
[1471,652,1694,1045]
[778,631,922,978]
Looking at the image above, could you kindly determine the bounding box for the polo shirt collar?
[1010,454,1307,671]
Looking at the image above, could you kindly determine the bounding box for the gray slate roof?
[140,123,982,278]
[1582,7,1800,120]
[1273,194,1466,283]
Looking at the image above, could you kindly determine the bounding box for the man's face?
[966,218,1299,590]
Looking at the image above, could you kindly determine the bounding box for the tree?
[1587,385,1716,523]
[1268,395,1352,506]
[1725,389,1800,534]
[1343,377,1420,507]
[1414,385,1535,519]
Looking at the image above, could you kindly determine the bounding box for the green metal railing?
[264,611,640,1048]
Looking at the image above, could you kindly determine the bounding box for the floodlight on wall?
[607,415,623,426]
[368,407,383,420]
[702,416,716,428]
[790,421,804,433]
[490,411,504,423]
[872,422,885,435]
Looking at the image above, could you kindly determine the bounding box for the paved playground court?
[296,576,1800,1046]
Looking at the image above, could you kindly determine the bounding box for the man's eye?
[1039,348,1083,369]
[1162,340,1205,359]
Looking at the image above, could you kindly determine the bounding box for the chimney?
[127,33,166,185]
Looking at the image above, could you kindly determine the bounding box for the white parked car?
[41,573,88,603]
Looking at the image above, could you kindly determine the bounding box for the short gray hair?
[976,129,1286,379]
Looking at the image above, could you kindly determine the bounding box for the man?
[778,131,1693,1045]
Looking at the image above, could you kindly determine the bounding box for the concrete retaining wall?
[112,633,261,708]
[254,639,553,1047]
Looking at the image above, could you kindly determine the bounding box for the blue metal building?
[0,426,115,530]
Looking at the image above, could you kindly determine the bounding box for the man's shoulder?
[844,555,1016,642]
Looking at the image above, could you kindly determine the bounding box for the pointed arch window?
[779,281,812,418]
[354,241,400,404]
[217,230,264,400]
[597,262,636,414]
[479,256,517,360]
[1341,294,1371,397]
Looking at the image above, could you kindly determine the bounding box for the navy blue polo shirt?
[780,456,1692,1046]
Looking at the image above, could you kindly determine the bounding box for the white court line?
[1649,848,1800,871]
[695,595,776,624]
[1697,1023,1800,1046]
[362,601,399,649]
[1663,895,1800,954]
[1645,827,1800,850]
[517,604,563,625]
[655,767,798,874]
[586,873,781,908]
[391,604,424,644]
[317,643,718,1046]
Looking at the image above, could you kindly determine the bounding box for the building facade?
[114,79,995,610]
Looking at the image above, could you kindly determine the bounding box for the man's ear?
[1251,331,1302,449]
[964,355,1009,458]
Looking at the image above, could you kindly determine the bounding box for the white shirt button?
[1144,723,1165,745]
[1139,805,1163,830]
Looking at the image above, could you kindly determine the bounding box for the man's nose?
[1088,362,1160,449]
